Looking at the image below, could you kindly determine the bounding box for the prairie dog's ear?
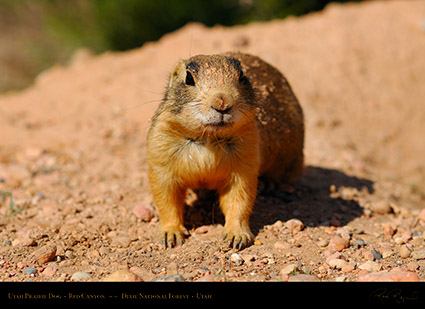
[168,59,186,88]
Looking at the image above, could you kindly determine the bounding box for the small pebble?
[253,259,268,267]
[24,267,37,275]
[272,220,284,230]
[341,264,355,273]
[285,219,304,234]
[335,228,351,241]
[130,266,155,281]
[393,236,405,245]
[335,275,348,282]
[399,245,411,258]
[194,226,210,234]
[254,239,263,246]
[71,271,91,281]
[371,200,393,215]
[288,274,320,282]
[30,244,57,265]
[195,274,222,282]
[411,249,425,260]
[317,239,329,247]
[274,240,291,250]
[41,266,58,277]
[90,250,100,257]
[381,248,393,259]
[363,250,375,261]
[240,254,256,264]
[328,259,349,269]
[12,236,35,247]
[358,271,420,282]
[328,236,349,252]
[325,251,344,264]
[280,264,297,275]
[382,222,397,236]
[132,204,154,222]
[65,250,74,259]
[358,260,381,272]
[167,262,179,275]
[103,269,143,282]
[351,238,366,248]
[151,274,184,282]
[406,261,419,271]
[371,249,382,260]
[401,230,412,243]
[110,236,131,248]
[230,253,244,266]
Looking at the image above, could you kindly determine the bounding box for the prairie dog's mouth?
[204,112,234,129]
[204,120,233,130]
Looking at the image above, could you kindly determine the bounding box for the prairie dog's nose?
[210,93,233,113]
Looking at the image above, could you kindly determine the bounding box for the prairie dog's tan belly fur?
[147,52,304,249]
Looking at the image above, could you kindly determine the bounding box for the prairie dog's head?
[164,54,256,136]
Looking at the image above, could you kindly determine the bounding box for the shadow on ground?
[184,166,374,235]
[250,166,374,235]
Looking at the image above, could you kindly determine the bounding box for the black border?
[1,282,425,305]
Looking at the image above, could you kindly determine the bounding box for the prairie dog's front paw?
[159,225,189,248]
[222,225,254,250]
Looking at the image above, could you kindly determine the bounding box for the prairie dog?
[147,52,304,249]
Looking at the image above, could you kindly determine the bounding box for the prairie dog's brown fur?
[147,52,304,249]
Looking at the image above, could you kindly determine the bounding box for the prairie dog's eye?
[185,71,195,86]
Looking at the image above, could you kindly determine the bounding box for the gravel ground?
[0,0,425,291]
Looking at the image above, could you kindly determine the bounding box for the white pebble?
[71,271,91,281]
[285,219,304,234]
[230,253,244,266]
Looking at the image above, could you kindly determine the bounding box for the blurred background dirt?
[0,0,424,282]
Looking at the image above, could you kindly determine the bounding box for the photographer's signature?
[370,288,420,304]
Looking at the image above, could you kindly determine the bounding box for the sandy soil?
[0,0,425,283]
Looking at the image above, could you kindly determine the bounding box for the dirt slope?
[0,0,425,283]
